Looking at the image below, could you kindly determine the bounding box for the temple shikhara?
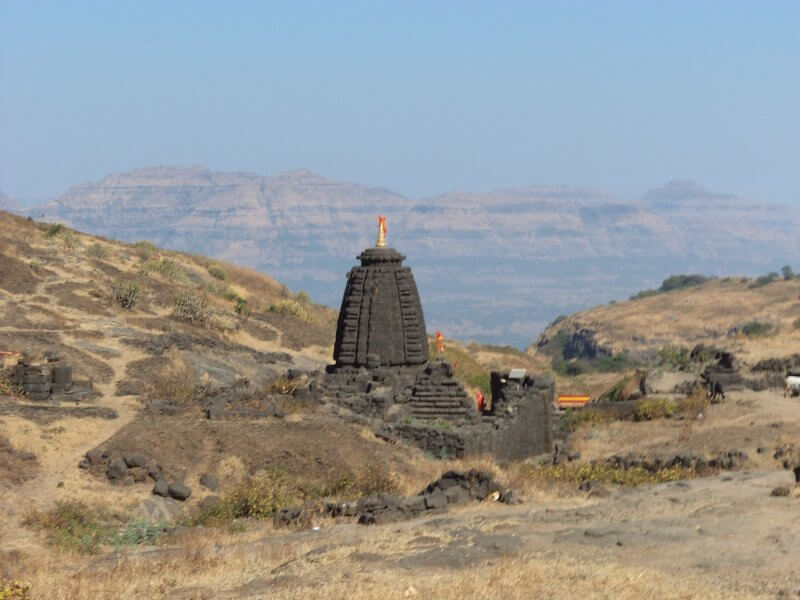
[300,217,554,460]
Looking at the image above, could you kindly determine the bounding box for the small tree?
[781,265,794,280]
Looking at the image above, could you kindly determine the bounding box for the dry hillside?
[2,210,800,599]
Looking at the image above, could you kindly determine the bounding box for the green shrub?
[23,502,164,554]
[593,353,635,373]
[659,274,711,292]
[173,290,213,325]
[749,272,779,288]
[633,397,676,421]
[552,358,585,376]
[630,289,659,300]
[559,407,613,433]
[234,297,251,317]
[267,299,315,322]
[295,290,311,304]
[111,280,141,310]
[86,242,110,259]
[781,265,795,280]
[207,264,227,280]
[132,240,158,260]
[739,321,773,337]
[140,258,187,282]
[60,230,79,250]
[45,223,64,237]
[658,345,691,371]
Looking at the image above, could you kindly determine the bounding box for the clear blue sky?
[1,1,798,205]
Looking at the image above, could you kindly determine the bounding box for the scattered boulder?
[123,454,148,468]
[168,482,192,501]
[106,458,128,481]
[152,478,169,497]
[85,448,103,464]
[199,472,219,491]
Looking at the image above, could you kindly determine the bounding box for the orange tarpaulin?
[557,394,590,408]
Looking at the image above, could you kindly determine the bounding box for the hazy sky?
[1,1,798,205]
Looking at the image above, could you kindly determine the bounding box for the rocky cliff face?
[29,167,800,347]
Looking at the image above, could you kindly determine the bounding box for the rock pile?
[605,450,748,473]
[295,470,519,527]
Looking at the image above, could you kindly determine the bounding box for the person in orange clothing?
[476,391,485,413]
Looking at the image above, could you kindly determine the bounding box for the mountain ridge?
[23,166,800,346]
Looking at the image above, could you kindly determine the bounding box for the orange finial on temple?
[376,215,388,247]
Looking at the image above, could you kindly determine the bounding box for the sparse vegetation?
[44,223,64,237]
[140,257,187,282]
[552,353,634,376]
[173,290,214,325]
[132,240,158,260]
[145,358,206,405]
[429,340,491,394]
[781,265,795,280]
[559,407,613,433]
[514,462,696,488]
[657,345,691,371]
[267,375,299,395]
[189,463,400,526]
[86,242,110,259]
[633,397,676,421]
[659,274,712,292]
[738,320,773,337]
[794,317,800,330]
[749,272,779,288]
[111,279,141,310]
[234,296,251,318]
[295,290,311,304]
[22,502,164,554]
[630,288,659,300]
[267,299,315,323]
[0,580,29,600]
[207,263,226,280]
[676,386,709,418]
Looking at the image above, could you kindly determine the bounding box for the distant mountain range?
[17,166,800,347]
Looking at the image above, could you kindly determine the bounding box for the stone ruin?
[299,220,554,460]
[8,352,78,401]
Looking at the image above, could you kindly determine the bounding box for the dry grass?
[144,355,207,405]
[5,520,752,600]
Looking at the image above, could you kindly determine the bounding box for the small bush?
[268,375,299,395]
[633,397,676,421]
[552,358,585,376]
[207,264,227,280]
[145,359,205,405]
[676,387,709,418]
[593,353,635,373]
[267,299,315,322]
[111,280,141,310]
[559,407,613,433]
[794,317,800,330]
[60,230,80,250]
[659,274,711,292]
[45,223,64,237]
[630,289,659,300]
[86,242,110,259]
[658,345,691,371]
[781,265,795,280]
[132,240,158,260]
[140,258,187,282]
[234,297,251,318]
[23,502,164,554]
[173,290,214,325]
[749,272,779,288]
[739,321,773,337]
[295,290,311,304]
[0,580,30,600]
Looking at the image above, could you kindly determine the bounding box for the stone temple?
[302,218,554,460]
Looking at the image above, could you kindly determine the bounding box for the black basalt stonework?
[333,246,428,368]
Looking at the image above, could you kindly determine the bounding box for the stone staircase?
[408,361,472,421]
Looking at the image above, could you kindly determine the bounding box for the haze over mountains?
[18,166,800,347]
